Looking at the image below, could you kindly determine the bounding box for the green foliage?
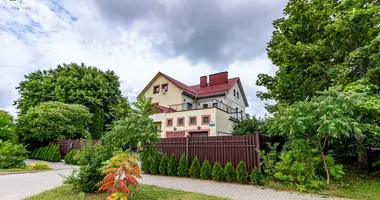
[0,140,27,169]
[235,161,248,183]
[167,153,177,176]
[26,162,51,170]
[64,150,80,165]
[200,159,212,180]
[0,110,15,142]
[14,63,125,137]
[17,102,92,142]
[258,142,279,176]
[31,143,61,162]
[149,155,160,175]
[233,116,264,135]
[159,154,169,175]
[90,106,104,139]
[250,168,264,185]
[224,162,235,182]
[177,154,188,177]
[104,97,160,151]
[141,156,151,174]
[65,141,113,192]
[212,162,224,181]
[189,156,200,178]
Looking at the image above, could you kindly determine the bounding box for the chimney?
[200,76,207,88]
[209,72,228,86]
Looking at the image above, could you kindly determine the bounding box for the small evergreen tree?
[189,156,201,178]
[149,155,160,174]
[167,153,177,176]
[159,154,169,175]
[236,160,248,183]
[200,159,212,179]
[141,156,151,173]
[212,162,224,181]
[224,162,235,182]
[177,154,188,177]
[250,167,264,185]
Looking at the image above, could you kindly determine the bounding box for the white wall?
[226,83,246,117]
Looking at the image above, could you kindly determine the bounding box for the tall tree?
[15,63,125,138]
[0,110,15,142]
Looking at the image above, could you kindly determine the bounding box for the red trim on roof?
[154,104,176,113]
[190,78,238,96]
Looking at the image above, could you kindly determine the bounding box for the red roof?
[154,104,176,113]
[160,73,197,95]
[190,78,238,97]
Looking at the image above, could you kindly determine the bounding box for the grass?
[25,184,230,200]
[0,162,52,173]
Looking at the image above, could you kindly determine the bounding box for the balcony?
[168,99,242,119]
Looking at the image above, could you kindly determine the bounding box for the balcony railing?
[229,112,244,120]
[168,99,241,118]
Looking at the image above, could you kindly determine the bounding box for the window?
[240,110,243,118]
[177,117,184,126]
[189,116,197,126]
[233,89,236,96]
[166,118,173,127]
[162,83,168,92]
[187,103,193,110]
[153,85,160,94]
[203,104,208,108]
[212,103,218,107]
[202,115,210,125]
[237,92,240,99]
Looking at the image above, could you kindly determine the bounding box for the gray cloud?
[94,0,286,68]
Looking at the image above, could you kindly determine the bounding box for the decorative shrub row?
[143,153,264,185]
[30,143,61,162]
[64,149,80,165]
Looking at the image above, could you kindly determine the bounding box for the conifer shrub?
[224,162,235,182]
[189,156,200,178]
[64,150,80,165]
[159,154,169,175]
[177,154,188,177]
[167,153,177,176]
[31,143,61,162]
[149,155,160,175]
[212,162,224,181]
[250,167,264,185]
[141,156,151,174]
[200,159,212,179]
[236,160,248,183]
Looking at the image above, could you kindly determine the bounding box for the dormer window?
[153,85,160,94]
[162,83,168,92]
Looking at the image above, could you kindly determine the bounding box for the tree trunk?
[321,136,330,184]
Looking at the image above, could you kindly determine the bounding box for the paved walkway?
[0,160,345,200]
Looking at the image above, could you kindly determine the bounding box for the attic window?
[237,92,240,99]
[153,85,160,94]
[233,90,236,97]
[162,83,168,92]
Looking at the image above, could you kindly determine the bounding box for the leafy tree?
[233,116,264,135]
[167,154,177,176]
[189,156,200,178]
[177,154,188,177]
[0,110,15,141]
[224,162,235,182]
[159,154,169,175]
[109,97,131,120]
[200,159,212,180]
[235,161,248,183]
[15,63,124,138]
[212,162,224,181]
[16,102,92,143]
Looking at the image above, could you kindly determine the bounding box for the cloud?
[0,0,282,117]
[93,0,286,68]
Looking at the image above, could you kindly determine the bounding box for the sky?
[0,0,286,117]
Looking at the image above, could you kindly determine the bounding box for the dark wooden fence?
[154,134,265,171]
[54,139,100,158]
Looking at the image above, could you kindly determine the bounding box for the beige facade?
[142,75,182,108]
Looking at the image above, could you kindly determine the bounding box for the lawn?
[25,184,230,200]
[0,166,51,173]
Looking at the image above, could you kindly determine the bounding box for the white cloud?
[0,0,278,117]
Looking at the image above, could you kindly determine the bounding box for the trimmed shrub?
[224,162,235,182]
[0,140,28,169]
[212,162,224,181]
[200,159,212,180]
[65,150,80,165]
[189,156,200,178]
[26,161,51,170]
[159,154,169,175]
[149,155,160,175]
[250,167,264,185]
[141,156,151,174]
[177,154,188,177]
[167,153,177,176]
[236,160,248,183]
[31,143,61,162]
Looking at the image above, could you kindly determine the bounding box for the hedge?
[30,143,61,162]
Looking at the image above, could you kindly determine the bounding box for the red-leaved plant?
[96,152,141,200]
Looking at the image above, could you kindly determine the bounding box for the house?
[138,71,249,138]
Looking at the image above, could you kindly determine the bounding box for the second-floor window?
[162,83,168,92]
[212,103,218,107]
[203,104,208,108]
[189,116,197,126]
[166,118,173,127]
[177,117,184,126]
[202,115,210,125]
[153,85,160,94]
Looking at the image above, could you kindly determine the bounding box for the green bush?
[65,150,80,165]
[212,162,224,181]
[200,159,212,180]
[31,143,61,162]
[64,141,113,193]
[224,162,235,182]
[141,156,151,174]
[26,161,51,170]
[236,161,248,183]
[149,155,160,175]
[189,156,200,178]
[159,154,169,175]
[258,142,279,176]
[250,167,264,185]
[167,153,177,176]
[177,154,188,177]
[0,140,28,169]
